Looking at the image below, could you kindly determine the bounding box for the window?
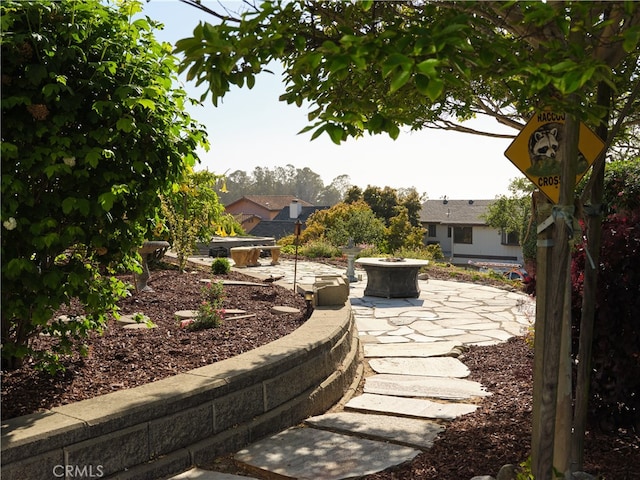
[453,226,472,244]
[501,230,519,245]
[427,224,437,237]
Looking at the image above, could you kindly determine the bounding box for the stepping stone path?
[271,305,300,315]
[368,356,471,378]
[168,259,535,480]
[234,427,421,480]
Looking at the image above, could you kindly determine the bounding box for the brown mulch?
[1,261,309,420]
[2,259,638,479]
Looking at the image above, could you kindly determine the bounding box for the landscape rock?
[497,463,517,480]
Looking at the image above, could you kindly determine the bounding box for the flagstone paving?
[364,374,491,400]
[168,258,535,480]
[368,357,471,378]
[305,411,444,449]
[233,427,421,480]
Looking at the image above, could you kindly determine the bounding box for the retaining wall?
[1,304,360,480]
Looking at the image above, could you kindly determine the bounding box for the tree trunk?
[532,111,581,479]
[571,81,610,471]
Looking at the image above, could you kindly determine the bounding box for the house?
[420,199,523,267]
[224,195,327,239]
[225,195,313,233]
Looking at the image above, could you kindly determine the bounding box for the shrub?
[571,211,640,429]
[300,238,342,258]
[392,246,437,261]
[1,0,206,371]
[357,244,382,258]
[211,257,231,274]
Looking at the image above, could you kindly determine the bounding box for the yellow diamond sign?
[504,112,605,203]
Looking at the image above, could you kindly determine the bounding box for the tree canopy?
[177,1,639,150]
[1,0,207,370]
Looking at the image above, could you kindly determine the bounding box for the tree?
[1,0,207,370]
[316,174,352,206]
[160,170,237,272]
[302,200,385,248]
[384,206,425,253]
[176,1,640,477]
[483,178,537,272]
[219,165,347,205]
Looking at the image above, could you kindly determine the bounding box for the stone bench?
[229,246,261,267]
[230,246,281,267]
[259,245,281,265]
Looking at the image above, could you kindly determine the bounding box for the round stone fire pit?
[355,257,429,298]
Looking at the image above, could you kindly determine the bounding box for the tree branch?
[178,0,243,22]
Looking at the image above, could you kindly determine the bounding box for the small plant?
[211,257,231,274]
[184,281,226,330]
[202,281,225,303]
[132,312,155,328]
[193,301,225,330]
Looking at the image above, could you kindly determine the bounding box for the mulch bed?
[1,262,309,419]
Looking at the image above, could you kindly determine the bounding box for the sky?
[140,0,527,200]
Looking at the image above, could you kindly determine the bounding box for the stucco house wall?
[421,199,524,267]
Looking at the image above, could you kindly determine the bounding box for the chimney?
[289,199,302,219]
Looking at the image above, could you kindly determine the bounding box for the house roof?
[251,206,328,239]
[249,221,301,239]
[272,205,328,221]
[420,199,494,225]
[225,195,313,212]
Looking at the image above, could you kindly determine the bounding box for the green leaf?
[360,0,374,11]
[415,58,439,78]
[136,98,156,111]
[310,124,327,141]
[388,122,400,140]
[326,124,345,145]
[98,192,115,211]
[85,148,102,168]
[62,197,76,214]
[4,258,36,279]
[550,60,577,73]
[389,69,411,93]
[425,78,444,101]
[382,53,413,78]
[116,116,134,133]
[329,54,351,73]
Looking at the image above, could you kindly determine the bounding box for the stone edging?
[1,304,360,480]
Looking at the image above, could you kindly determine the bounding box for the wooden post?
[554,260,573,476]
[293,220,302,292]
[532,112,581,479]
[531,191,552,473]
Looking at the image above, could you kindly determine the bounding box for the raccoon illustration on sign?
[526,122,589,177]
[504,111,605,204]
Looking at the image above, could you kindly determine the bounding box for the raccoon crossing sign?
[504,112,605,203]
